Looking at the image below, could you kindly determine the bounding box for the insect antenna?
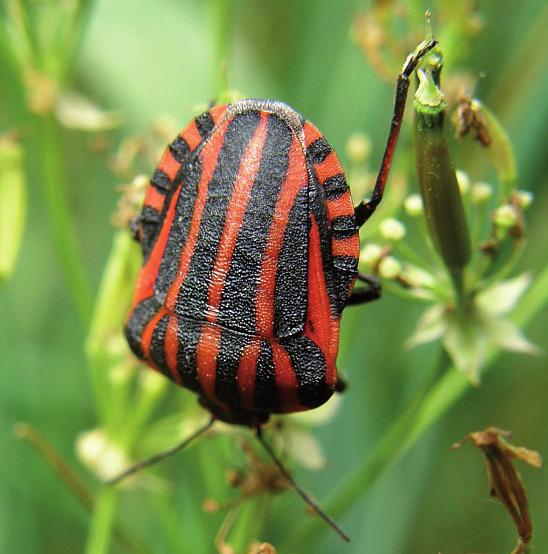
[106,417,215,485]
[255,426,350,543]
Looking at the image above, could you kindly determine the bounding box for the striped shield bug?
[112,38,438,541]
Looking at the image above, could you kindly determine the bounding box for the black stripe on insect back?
[323,173,349,200]
[215,332,251,407]
[153,155,203,300]
[331,215,359,240]
[175,316,202,393]
[195,111,215,138]
[254,341,280,412]
[149,315,171,377]
[282,336,330,408]
[151,169,172,193]
[273,186,309,337]
[308,164,348,316]
[124,296,162,360]
[175,111,261,322]
[169,136,191,163]
[333,255,358,274]
[216,113,293,335]
[307,137,332,164]
[215,113,293,405]
[137,205,162,260]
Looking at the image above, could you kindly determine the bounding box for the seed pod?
[414,50,471,283]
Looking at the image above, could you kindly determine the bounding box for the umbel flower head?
[406,274,538,384]
[354,34,537,384]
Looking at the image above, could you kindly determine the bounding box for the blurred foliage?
[1,1,547,553]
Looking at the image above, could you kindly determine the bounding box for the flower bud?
[471,182,493,203]
[400,264,435,288]
[359,243,383,267]
[76,429,127,481]
[494,204,519,229]
[414,51,471,278]
[515,190,533,209]
[378,256,401,279]
[404,194,424,216]
[379,218,406,241]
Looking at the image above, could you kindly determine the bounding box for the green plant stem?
[15,422,94,511]
[85,487,119,554]
[37,114,93,324]
[15,422,147,554]
[284,261,548,550]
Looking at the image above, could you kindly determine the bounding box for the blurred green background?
[1,1,547,553]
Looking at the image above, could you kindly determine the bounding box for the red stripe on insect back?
[236,341,261,408]
[181,120,203,151]
[143,186,165,213]
[164,315,182,384]
[195,323,222,400]
[139,309,166,369]
[132,197,174,304]
[314,151,343,185]
[157,149,180,181]
[271,342,301,412]
[163,120,230,312]
[205,113,269,320]
[209,104,228,125]
[331,235,360,259]
[305,217,339,383]
[325,190,355,219]
[303,121,323,147]
[255,136,307,337]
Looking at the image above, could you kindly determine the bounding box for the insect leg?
[354,38,438,227]
[106,418,214,485]
[335,376,347,393]
[255,427,350,542]
[346,273,382,305]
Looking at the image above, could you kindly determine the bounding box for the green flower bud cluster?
[353,38,536,384]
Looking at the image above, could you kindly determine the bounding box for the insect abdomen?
[125,309,334,414]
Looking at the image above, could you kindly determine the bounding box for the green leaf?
[476,273,531,316]
[483,317,539,356]
[0,135,26,283]
[405,303,447,349]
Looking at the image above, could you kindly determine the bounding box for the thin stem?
[284,261,548,551]
[450,267,468,309]
[14,422,147,554]
[14,422,93,511]
[85,487,119,554]
[393,239,435,273]
[37,115,93,324]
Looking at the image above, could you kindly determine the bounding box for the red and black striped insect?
[113,39,437,540]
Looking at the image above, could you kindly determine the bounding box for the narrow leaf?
[0,135,26,283]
